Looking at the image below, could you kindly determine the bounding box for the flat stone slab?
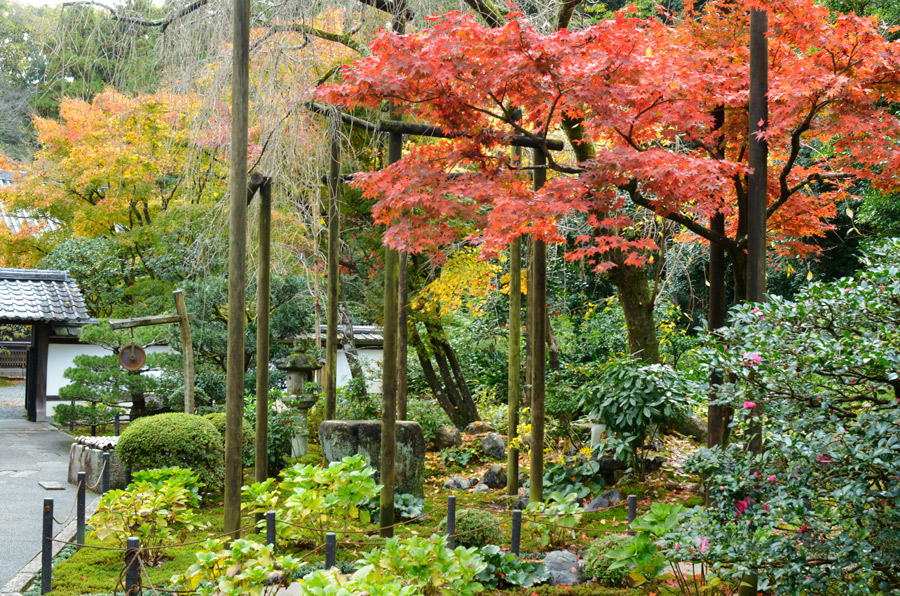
[38,482,65,490]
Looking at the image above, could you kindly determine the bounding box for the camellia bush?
[578,356,695,478]
[651,241,900,594]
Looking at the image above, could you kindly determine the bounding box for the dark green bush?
[582,534,632,586]
[202,413,255,467]
[52,403,117,427]
[116,413,224,489]
[437,508,503,548]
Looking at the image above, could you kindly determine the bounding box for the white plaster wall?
[335,348,384,394]
[47,343,176,397]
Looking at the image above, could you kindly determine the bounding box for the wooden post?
[507,140,523,495]
[224,0,251,537]
[33,322,49,423]
[707,212,725,448]
[529,149,547,505]
[397,251,409,420]
[507,237,521,495]
[379,129,402,537]
[173,290,195,414]
[324,123,341,421]
[740,9,768,595]
[255,178,272,482]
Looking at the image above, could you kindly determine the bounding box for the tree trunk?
[424,320,480,426]
[609,263,660,364]
[410,325,470,428]
[338,301,365,381]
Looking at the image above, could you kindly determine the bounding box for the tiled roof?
[0,269,93,324]
[293,325,384,347]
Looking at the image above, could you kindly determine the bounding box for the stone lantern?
[276,352,322,458]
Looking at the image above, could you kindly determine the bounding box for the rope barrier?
[86,459,109,491]
[52,480,83,525]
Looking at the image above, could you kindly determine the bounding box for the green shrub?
[407,397,451,440]
[582,534,632,586]
[116,413,224,489]
[202,412,254,467]
[169,538,303,596]
[129,467,204,508]
[356,534,486,596]
[437,508,503,548]
[243,392,305,475]
[52,402,118,427]
[476,544,550,588]
[92,476,204,564]
[242,455,381,545]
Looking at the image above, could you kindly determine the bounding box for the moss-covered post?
[507,236,521,495]
[506,142,523,495]
[224,0,250,538]
[255,177,272,482]
[529,148,547,504]
[380,129,402,537]
[397,251,409,420]
[324,121,341,421]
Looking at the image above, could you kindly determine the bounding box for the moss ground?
[46,436,699,596]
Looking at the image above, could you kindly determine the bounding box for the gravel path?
[0,381,26,420]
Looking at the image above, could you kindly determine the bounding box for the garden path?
[0,384,99,591]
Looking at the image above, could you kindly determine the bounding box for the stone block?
[319,420,426,498]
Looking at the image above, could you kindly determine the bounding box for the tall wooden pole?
[746,5,767,455]
[507,142,523,496]
[739,7,768,595]
[507,237,522,495]
[255,179,272,482]
[397,251,409,420]
[224,0,250,537]
[707,212,725,448]
[172,290,195,414]
[379,129,402,537]
[529,149,547,505]
[324,123,341,421]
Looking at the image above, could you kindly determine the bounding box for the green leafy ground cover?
[44,439,698,596]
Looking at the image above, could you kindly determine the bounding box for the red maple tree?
[318,0,900,299]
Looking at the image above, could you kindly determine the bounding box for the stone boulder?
[511,495,529,511]
[593,456,629,485]
[432,427,462,451]
[443,476,474,490]
[319,420,426,498]
[543,551,585,586]
[472,483,490,493]
[585,488,624,512]
[644,455,665,473]
[664,415,708,442]
[480,464,506,489]
[464,421,494,434]
[481,432,506,460]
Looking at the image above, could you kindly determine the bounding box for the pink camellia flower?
[743,401,757,409]
[697,536,710,553]
[763,504,770,512]
[735,500,749,517]
[768,475,777,482]
[752,307,760,314]
[742,351,762,366]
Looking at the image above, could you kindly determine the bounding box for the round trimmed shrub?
[437,508,503,548]
[203,413,254,466]
[117,413,224,489]
[582,534,632,586]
